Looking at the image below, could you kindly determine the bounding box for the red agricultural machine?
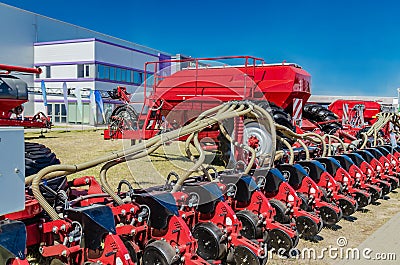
[2,55,400,265]
[0,64,51,129]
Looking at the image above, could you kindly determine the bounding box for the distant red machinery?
[329,100,382,128]
[0,64,51,128]
[104,56,311,161]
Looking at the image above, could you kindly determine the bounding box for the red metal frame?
[105,55,311,143]
[0,64,51,129]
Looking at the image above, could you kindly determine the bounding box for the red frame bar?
[0,64,42,74]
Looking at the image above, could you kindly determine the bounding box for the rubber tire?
[192,222,227,261]
[236,210,263,240]
[267,228,294,254]
[319,205,340,226]
[216,100,293,166]
[25,142,60,176]
[295,215,319,238]
[142,240,177,265]
[269,199,290,224]
[303,104,342,134]
[109,105,138,131]
[233,245,265,265]
[296,192,310,211]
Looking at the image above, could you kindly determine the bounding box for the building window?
[134,71,143,84]
[110,67,116,81]
[104,66,110,79]
[121,69,126,82]
[78,64,90,78]
[85,65,90,77]
[126,70,132,83]
[95,63,144,84]
[45,66,51,78]
[77,64,84,78]
[116,68,121,81]
[97,64,104,79]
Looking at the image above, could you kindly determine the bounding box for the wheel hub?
[295,215,318,238]
[319,205,340,226]
[267,228,293,254]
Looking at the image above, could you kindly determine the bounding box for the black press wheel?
[379,181,391,195]
[192,222,227,261]
[269,199,291,224]
[368,186,382,202]
[295,215,319,238]
[233,245,266,265]
[267,228,293,254]
[236,210,263,240]
[142,240,177,265]
[319,205,340,226]
[296,192,311,211]
[338,198,357,216]
[354,192,370,208]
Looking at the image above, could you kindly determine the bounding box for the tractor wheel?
[142,240,177,265]
[109,105,138,135]
[216,100,287,167]
[303,104,342,134]
[256,101,294,131]
[25,142,60,176]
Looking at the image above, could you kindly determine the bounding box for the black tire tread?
[25,142,60,176]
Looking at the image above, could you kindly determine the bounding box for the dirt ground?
[25,130,400,264]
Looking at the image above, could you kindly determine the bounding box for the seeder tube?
[29,102,276,220]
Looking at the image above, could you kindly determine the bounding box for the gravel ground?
[25,130,400,264]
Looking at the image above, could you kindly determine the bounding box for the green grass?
[25,129,222,189]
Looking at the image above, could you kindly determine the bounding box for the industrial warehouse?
[0,1,399,265]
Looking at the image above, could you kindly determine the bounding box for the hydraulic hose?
[277,136,295,165]
[274,124,327,157]
[30,101,273,219]
[296,139,310,160]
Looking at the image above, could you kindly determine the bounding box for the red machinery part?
[0,64,41,74]
[328,100,381,125]
[104,56,311,141]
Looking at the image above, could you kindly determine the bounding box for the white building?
[0,3,172,125]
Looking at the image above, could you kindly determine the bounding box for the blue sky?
[2,0,400,96]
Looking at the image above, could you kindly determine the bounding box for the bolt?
[131,229,136,235]
[182,214,186,219]
[175,247,180,253]
[121,209,126,216]
[228,236,232,241]
[85,178,90,184]
[60,225,66,231]
[130,207,135,213]
[14,168,20,174]
[52,226,58,233]
[61,250,67,256]
[39,247,43,254]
